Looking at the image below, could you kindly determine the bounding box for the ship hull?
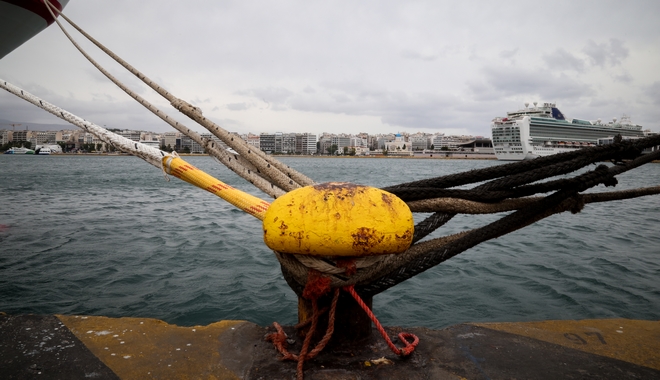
[0,0,69,59]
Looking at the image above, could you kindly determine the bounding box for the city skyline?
[1,1,658,138]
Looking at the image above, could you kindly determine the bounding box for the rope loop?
[267,268,340,380]
[343,285,419,357]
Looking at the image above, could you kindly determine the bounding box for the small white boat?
[37,147,52,155]
[4,147,35,154]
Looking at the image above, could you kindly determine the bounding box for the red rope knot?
[267,268,340,380]
[336,258,357,276]
[302,269,331,300]
[265,322,298,361]
[397,332,420,356]
[343,285,420,357]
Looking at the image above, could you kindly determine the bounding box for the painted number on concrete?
[563,332,607,345]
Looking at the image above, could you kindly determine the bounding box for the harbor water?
[1,155,659,329]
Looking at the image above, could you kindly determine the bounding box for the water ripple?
[1,155,659,328]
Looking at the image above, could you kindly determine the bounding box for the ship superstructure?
[491,102,646,160]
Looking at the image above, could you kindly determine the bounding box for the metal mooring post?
[264,182,415,344]
[297,290,373,344]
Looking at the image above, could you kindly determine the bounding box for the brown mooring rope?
[278,135,660,298]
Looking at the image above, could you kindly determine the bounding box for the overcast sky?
[1,0,659,137]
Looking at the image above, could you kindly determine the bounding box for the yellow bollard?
[263,182,414,257]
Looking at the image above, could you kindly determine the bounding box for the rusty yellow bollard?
[263,182,414,343]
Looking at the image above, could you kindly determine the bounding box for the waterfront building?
[11,129,30,143]
[282,133,297,154]
[180,135,203,153]
[318,135,333,155]
[259,133,277,154]
[200,133,227,151]
[245,133,260,150]
[295,133,317,155]
[35,131,62,145]
[354,146,370,156]
[384,134,413,155]
[409,133,430,151]
[349,136,367,148]
[331,135,351,152]
[0,130,9,145]
[376,134,395,150]
[432,134,473,151]
[160,132,179,150]
[118,129,141,142]
[457,138,494,153]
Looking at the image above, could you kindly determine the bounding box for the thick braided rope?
[276,148,660,296]
[473,143,642,192]
[171,100,312,192]
[412,212,455,244]
[388,136,660,203]
[356,152,660,295]
[163,156,271,220]
[384,135,660,193]
[49,5,314,190]
[408,187,660,214]
[1,78,273,221]
[43,1,286,199]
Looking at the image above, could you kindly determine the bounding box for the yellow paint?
[57,315,245,380]
[163,156,270,220]
[474,319,660,370]
[263,182,414,256]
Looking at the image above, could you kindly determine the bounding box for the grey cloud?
[479,66,594,101]
[542,49,585,72]
[466,81,503,102]
[226,102,250,111]
[499,48,519,60]
[613,72,633,83]
[236,87,294,107]
[582,38,629,67]
[284,82,462,130]
[644,81,660,105]
[400,49,438,62]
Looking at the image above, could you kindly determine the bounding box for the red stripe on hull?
[2,0,64,25]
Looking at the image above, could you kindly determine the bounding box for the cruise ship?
[491,102,646,160]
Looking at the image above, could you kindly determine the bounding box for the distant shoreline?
[16,152,498,160]
[6,153,660,163]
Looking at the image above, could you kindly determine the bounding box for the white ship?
[3,147,35,154]
[491,102,646,160]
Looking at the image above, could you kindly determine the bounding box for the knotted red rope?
[266,262,420,379]
[338,259,419,357]
[266,269,340,380]
[343,284,419,356]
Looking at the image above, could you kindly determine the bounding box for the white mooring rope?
[41,0,287,199]
[0,79,166,168]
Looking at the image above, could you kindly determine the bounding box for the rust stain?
[289,231,304,248]
[381,192,393,205]
[335,212,342,220]
[395,229,413,241]
[278,221,288,236]
[351,227,385,253]
[313,182,360,191]
[314,182,360,200]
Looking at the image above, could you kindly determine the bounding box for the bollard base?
[298,290,373,346]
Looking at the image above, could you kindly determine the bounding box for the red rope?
[343,285,419,356]
[266,269,340,380]
[266,263,419,380]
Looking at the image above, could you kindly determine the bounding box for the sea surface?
[1,155,659,329]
